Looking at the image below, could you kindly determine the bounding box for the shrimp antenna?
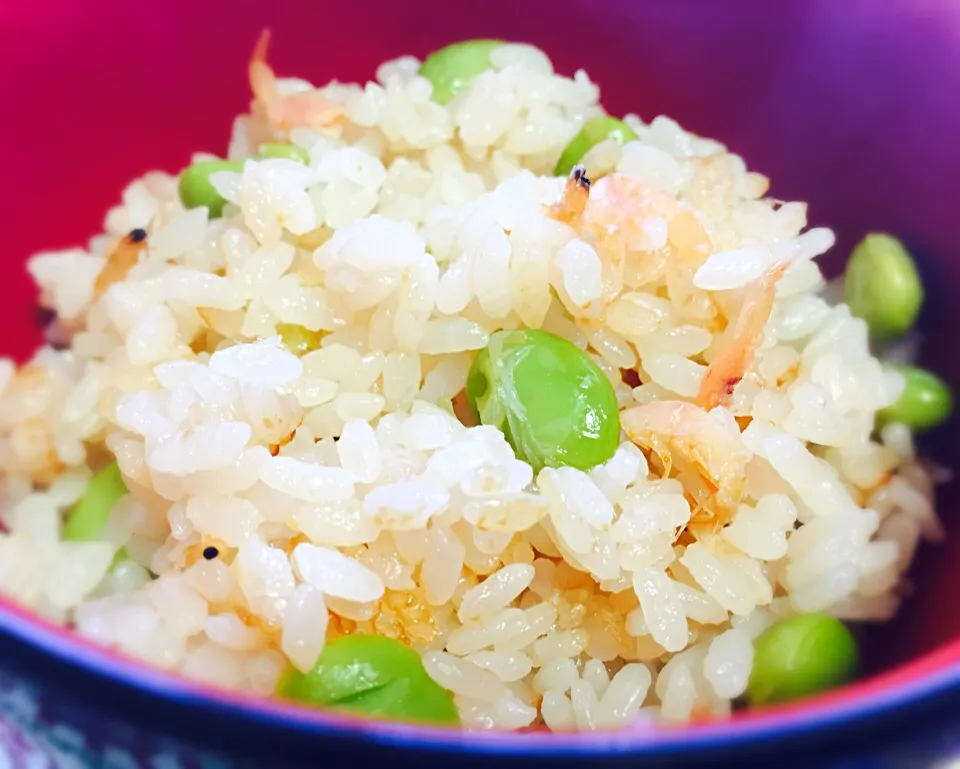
[253,28,272,62]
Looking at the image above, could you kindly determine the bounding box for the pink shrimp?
[93,228,148,298]
[550,166,711,258]
[695,256,795,411]
[547,166,712,305]
[249,29,345,135]
[621,400,751,528]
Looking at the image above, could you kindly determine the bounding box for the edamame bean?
[64,461,127,542]
[844,233,923,339]
[419,39,505,105]
[178,159,244,218]
[554,116,639,177]
[747,613,859,706]
[879,363,953,431]
[277,635,459,725]
[466,329,620,472]
[278,324,323,355]
[258,143,310,165]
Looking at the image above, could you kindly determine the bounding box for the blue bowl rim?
[3,595,960,757]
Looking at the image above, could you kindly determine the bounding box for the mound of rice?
[0,41,944,731]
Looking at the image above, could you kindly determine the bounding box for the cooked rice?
[0,41,944,730]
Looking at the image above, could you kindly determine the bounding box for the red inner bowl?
[2,0,959,743]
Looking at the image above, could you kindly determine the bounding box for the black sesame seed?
[202,546,219,560]
[129,228,148,243]
[571,164,591,189]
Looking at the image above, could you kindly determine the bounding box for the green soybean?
[419,39,505,105]
[64,461,127,542]
[466,329,620,472]
[554,116,639,177]
[177,159,244,218]
[258,143,310,165]
[277,634,459,726]
[844,233,923,339]
[747,614,859,707]
[879,363,952,431]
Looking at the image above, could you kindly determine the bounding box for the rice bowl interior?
[0,34,948,733]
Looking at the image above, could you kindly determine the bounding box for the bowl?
[1,0,959,766]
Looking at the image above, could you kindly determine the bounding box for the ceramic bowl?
[1,1,958,766]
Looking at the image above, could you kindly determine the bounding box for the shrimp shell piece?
[695,257,794,411]
[621,400,751,513]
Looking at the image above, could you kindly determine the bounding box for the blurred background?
[1,0,957,367]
